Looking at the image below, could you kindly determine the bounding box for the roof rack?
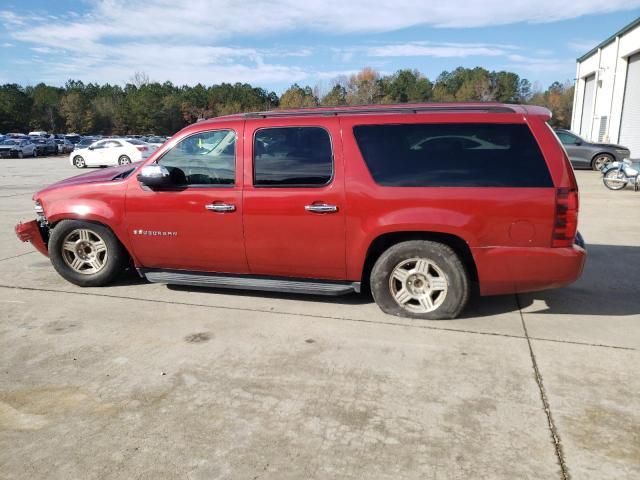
[244,105,517,119]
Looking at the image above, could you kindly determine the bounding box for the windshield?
[1,140,19,145]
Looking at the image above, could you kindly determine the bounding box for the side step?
[140,269,360,296]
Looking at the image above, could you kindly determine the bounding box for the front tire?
[17,151,23,159]
[73,155,86,168]
[603,169,628,190]
[592,153,614,171]
[49,220,127,287]
[118,155,131,165]
[370,240,469,320]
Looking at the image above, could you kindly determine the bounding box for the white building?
[571,17,640,157]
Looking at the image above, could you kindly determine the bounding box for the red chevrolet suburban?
[15,103,586,319]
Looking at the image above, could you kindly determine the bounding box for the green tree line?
[0,67,574,135]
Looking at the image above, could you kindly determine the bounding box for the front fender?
[40,194,137,264]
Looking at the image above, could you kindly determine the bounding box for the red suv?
[15,103,586,319]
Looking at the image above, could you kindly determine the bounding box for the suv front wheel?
[370,240,469,320]
[49,220,127,287]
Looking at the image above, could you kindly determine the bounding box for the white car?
[69,139,155,168]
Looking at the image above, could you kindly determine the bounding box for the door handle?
[305,203,338,213]
[205,202,236,213]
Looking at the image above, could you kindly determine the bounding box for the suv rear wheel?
[49,220,127,287]
[370,240,469,320]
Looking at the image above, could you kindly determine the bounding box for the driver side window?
[158,130,236,186]
[557,133,579,145]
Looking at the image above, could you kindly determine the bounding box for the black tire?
[370,240,469,320]
[118,155,131,165]
[49,220,127,287]
[592,153,614,171]
[73,155,85,168]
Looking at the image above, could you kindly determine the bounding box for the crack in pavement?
[517,294,570,480]
[0,251,37,263]
[0,283,635,352]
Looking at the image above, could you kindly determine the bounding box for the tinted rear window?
[353,123,552,187]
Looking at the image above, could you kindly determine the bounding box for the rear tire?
[49,220,127,287]
[73,155,86,168]
[592,153,614,171]
[118,155,131,165]
[370,240,469,320]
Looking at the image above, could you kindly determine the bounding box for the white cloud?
[1,0,636,85]
[367,42,514,58]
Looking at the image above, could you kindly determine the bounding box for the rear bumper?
[473,236,586,296]
[15,220,49,257]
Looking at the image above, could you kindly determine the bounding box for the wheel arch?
[590,151,615,166]
[360,231,478,292]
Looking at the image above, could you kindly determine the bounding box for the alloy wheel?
[388,257,448,313]
[61,229,108,275]
[593,155,613,170]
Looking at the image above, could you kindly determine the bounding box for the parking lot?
[0,156,638,479]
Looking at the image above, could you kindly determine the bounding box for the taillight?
[552,188,579,247]
[136,146,148,152]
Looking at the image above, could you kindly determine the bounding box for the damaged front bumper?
[15,219,49,257]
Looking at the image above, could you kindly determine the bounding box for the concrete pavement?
[0,157,638,479]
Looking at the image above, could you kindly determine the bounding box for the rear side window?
[254,127,333,187]
[353,123,552,187]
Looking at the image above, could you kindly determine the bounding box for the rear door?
[242,118,347,280]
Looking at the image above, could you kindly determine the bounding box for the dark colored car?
[64,134,82,144]
[15,103,586,320]
[32,137,58,156]
[75,137,98,149]
[554,129,631,170]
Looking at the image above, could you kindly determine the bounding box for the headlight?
[615,149,630,158]
[34,201,46,222]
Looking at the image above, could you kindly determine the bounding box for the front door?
[242,119,346,280]
[556,131,587,167]
[125,124,248,273]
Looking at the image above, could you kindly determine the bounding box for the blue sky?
[1,1,639,94]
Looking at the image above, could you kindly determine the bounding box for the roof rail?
[244,105,517,119]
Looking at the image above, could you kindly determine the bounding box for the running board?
[140,269,360,296]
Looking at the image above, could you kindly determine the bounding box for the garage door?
[580,74,596,139]
[620,53,640,157]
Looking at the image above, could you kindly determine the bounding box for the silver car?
[554,129,631,170]
[0,139,37,158]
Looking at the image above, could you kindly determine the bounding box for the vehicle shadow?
[166,283,373,306]
[118,244,639,317]
[515,244,640,317]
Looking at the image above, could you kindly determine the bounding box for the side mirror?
[137,164,172,188]
[574,141,582,146]
[88,146,94,150]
